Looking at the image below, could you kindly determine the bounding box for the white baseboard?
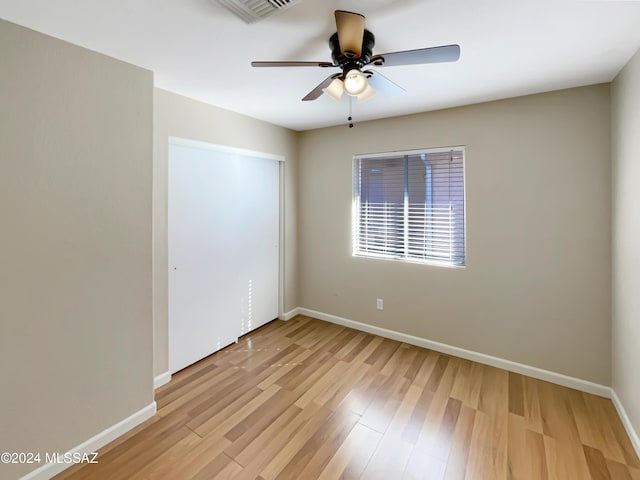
[154,372,171,389]
[280,307,301,321]
[19,402,156,480]
[298,308,611,399]
[611,389,640,460]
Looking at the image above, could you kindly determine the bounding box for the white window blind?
[353,147,465,267]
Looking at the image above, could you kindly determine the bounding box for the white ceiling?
[1,0,640,131]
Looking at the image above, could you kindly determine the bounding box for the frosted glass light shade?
[357,83,377,103]
[343,69,368,96]
[322,78,344,101]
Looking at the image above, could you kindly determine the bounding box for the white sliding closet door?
[168,141,280,374]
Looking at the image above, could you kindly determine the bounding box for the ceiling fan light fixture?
[356,83,377,103]
[343,69,368,96]
[322,78,344,101]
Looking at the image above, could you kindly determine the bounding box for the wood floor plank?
[229,403,304,468]
[59,411,192,480]
[317,361,371,411]
[364,337,402,369]
[347,334,384,365]
[338,332,377,363]
[359,373,410,434]
[402,384,435,445]
[584,445,613,480]
[412,359,460,455]
[192,452,243,480]
[296,323,346,352]
[230,403,324,478]
[403,450,447,480]
[507,413,528,480]
[327,327,360,355]
[425,355,450,392]
[544,435,591,480]
[443,404,476,480]
[155,360,219,403]
[129,431,231,480]
[256,345,313,390]
[508,372,525,416]
[69,424,193,480]
[522,376,544,434]
[606,459,640,480]
[338,370,388,417]
[486,368,509,479]
[605,459,633,480]
[294,359,353,409]
[185,384,264,432]
[404,347,430,384]
[274,348,334,390]
[449,358,472,407]
[285,317,319,339]
[406,349,440,390]
[361,431,414,480]
[223,387,300,455]
[290,322,335,349]
[525,429,549,480]
[382,383,424,438]
[157,362,242,416]
[570,390,626,464]
[464,410,494,479]
[358,383,422,479]
[273,408,360,480]
[192,383,282,438]
[589,394,640,468]
[54,316,640,480]
[255,404,344,480]
[381,343,418,377]
[317,423,382,480]
[431,397,463,462]
[538,380,582,442]
[404,397,463,480]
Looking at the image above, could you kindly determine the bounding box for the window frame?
[351,146,467,269]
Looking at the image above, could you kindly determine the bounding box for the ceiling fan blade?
[365,70,405,98]
[251,61,335,68]
[335,10,365,58]
[302,74,342,101]
[373,44,460,67]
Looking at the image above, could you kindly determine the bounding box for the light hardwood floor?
[55,315,640,479]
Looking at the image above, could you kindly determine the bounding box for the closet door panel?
[168,142,279,374]
[235,155,279,335]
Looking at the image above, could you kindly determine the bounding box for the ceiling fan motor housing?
[330,29,375,74]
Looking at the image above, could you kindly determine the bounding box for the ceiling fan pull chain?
[348,96,354,128]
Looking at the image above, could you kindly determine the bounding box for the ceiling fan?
[251,10,460,103]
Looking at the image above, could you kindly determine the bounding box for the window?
[352,147,465,267]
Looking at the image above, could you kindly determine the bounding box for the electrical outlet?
[376,298,383,310]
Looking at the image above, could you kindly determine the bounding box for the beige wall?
[298,85,611,384]
[153,89,298,376]
[612,49,640,439]
[0,20,154,479]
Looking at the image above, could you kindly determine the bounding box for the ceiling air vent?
[213,0,301,23]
